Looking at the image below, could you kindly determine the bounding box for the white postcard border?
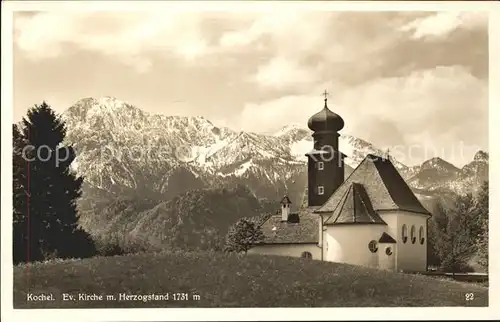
[1,1,499,321]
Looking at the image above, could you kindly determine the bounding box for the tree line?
[428,180,489,272]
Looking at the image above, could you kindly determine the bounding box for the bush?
[224,219,264,254]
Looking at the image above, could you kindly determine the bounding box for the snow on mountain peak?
[80,96,129,110]
[57,96,489,201]
[89,97,135,117]
[63,97,144,123]
[63,97,483,188]
[274,123,308,137]
[420,157,459,173]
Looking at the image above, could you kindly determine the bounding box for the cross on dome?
[322,90,330,105]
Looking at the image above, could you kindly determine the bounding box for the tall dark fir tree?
[13,102,95,263]
[13,124,34,263]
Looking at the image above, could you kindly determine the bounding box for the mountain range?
[62,97,488,207]
[50,96,488,252]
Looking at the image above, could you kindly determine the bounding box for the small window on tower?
[318,161,324,170]
[318,186,324,195]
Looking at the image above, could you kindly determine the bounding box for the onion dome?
[307,97,344,132]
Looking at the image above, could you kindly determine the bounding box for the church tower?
[305,92,345,207]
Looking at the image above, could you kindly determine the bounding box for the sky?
[12,9,488,167]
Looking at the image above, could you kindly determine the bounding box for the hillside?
[13,251,487,308]
[77,185,273,253]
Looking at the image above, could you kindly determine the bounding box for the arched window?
[301,251,313,259]
[411,225,416,244]
[385,247,393,256]
[402,224,408,243]
[368,240,378,253]
[419,226,425,245]
[318,161,324,170]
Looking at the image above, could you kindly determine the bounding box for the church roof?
[315,154,431,215]
[323,182,386,225]
[378,232,397,243]
[257,208,319,244]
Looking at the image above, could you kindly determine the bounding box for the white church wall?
[324,225,387,268]
[394,211,429,272]
[248,244,322,260]
[379,213,399,241]
[322,227,328,261]
[378,242,396,271]
[379,212,400,270]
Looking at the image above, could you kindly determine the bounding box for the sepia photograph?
[1,1,498,321]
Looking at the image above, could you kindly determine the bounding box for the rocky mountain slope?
[62,97,488,209]
[408,152,489,196]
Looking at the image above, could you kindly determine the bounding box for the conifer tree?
[13,102,95,262]
[13,124,33,263]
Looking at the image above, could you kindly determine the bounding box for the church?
[248,95,432,272]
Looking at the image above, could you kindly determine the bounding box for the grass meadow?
[14,251,488,308]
